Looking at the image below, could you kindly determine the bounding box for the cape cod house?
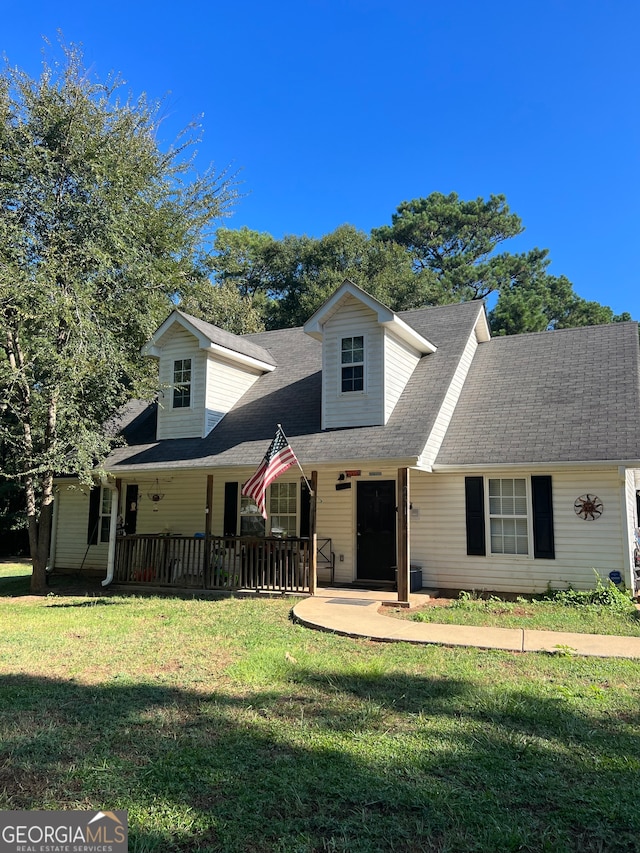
[49,281,640,600]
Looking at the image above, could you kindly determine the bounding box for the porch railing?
[114,534,310,593]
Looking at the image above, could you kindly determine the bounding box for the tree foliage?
[0,44,238,590]
[210,224,423,329]
[179,279,264,335]
[210,193,631,334]
[372,192,528,302]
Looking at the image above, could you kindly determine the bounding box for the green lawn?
[400,591,640,637]
[1,564,639,852]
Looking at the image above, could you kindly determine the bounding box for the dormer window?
[173,358,192,408]
[341,336,364,392]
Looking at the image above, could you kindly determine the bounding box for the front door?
[356,480,396,582]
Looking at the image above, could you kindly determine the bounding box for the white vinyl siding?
[54,472,214,571]
[52,484,109,571]
[410,467,627,594]
[383,331,421,423]
[315,469,356,584]
[156,327,204,439]
[322,296,383,428]
[418,323,479,468]
[132,471,207,535]
[204,354,262,436]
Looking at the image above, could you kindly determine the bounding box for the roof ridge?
[485,320,639,343]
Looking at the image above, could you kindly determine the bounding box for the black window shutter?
[224,482,239,537]
[532,475,555,559]
[465,477,486,556]
[300,481,311,538]
[87,488,101,546]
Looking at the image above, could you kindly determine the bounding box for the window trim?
[236,481,299,537]
[172,358,192,409]
[269,481,298,537]
[339,333,366,395]
[99,487,113,545]
[485,476,531,557]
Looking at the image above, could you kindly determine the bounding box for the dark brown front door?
[356,480,396,582]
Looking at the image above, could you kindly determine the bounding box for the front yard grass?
[1,565,639,852]
[399,587,640,637]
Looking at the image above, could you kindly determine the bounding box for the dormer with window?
[304,281,436,429]
[143,311,276,440]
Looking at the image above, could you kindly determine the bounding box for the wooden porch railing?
[114,534,310,593]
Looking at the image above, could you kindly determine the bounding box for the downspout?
[618,466,635,594]
[102,480,120,587]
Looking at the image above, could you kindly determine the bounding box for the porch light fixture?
[146,479,166,509]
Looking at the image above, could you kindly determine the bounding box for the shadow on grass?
[0,571,112,599]
[0,670,638,853]
[46,598,122,608]
[0,574,31,596]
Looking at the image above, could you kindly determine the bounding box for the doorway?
[356,480,396,582]
[124,484,139,535]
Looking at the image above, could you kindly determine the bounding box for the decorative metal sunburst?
[574,494,603,521]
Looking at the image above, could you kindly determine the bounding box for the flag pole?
[277,423,314,495]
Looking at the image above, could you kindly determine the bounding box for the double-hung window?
[488,478,528,555]
[173,359,191,408]
[269,482,297,536]
[465,475,554,559]
[99,488,113,544]
[341,336,364,392]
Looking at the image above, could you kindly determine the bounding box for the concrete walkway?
[292,588,640,659]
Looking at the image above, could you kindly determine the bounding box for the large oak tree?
[0,45,238,592]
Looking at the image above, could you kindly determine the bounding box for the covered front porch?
[93,465,416,601]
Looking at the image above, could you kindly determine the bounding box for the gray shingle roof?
[107,300,484,471]
[107,309,640,473]
[176,310,277,366]
[435,321,640,465]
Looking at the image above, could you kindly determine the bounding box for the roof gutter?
[103,456,423,476]
[432,459,640,472]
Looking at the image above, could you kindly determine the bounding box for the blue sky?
[3,0,639,317]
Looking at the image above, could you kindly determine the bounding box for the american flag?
[241,426,299,519]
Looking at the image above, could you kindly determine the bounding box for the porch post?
[309,470,318,595]
[397,467,410,605]
[205,475,214,536]
[619,466,636,594]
